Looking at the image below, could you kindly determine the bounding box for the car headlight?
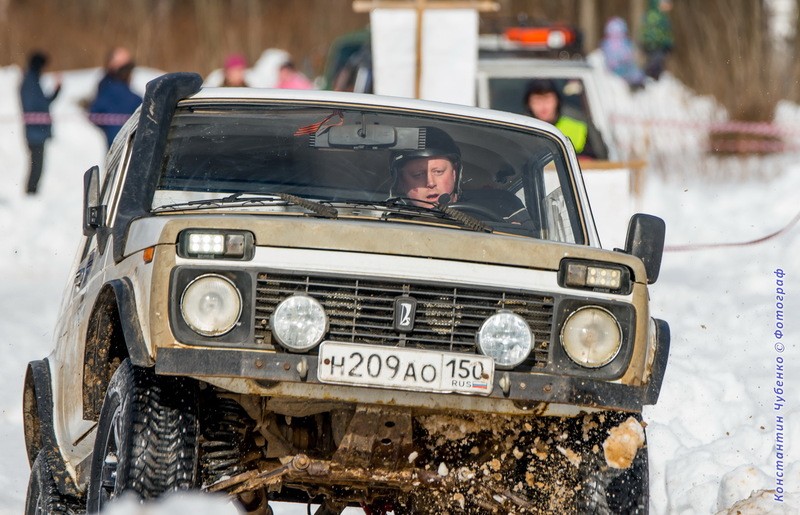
[180,274,242,337]
[271,295,327,352]
[560,306,622,368]
[477,311,533,368]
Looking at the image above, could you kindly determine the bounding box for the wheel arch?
[82,278,153,421]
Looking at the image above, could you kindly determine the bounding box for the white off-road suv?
[23,72,669,514]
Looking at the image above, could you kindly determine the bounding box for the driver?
[390,126,461,208]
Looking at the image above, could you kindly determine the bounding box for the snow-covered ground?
[0,62,798,514]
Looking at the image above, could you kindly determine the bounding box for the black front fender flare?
[23,359,81,498]
[106,277,153,367]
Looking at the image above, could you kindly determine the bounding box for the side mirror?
[83,166,106,236]
[624,214,665,284]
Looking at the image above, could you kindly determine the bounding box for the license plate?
[317,341,494,396]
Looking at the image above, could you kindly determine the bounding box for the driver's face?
[397,157,457,207]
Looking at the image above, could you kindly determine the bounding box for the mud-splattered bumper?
[155,320,669,413]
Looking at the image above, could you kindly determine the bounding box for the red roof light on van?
[504,26,576,49]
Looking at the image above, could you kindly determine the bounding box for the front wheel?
[86,359,199,512]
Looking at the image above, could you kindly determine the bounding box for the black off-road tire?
[25,451,82,515]
[578,446,649,515]
[607,445,649,514]
[86,359,200,512]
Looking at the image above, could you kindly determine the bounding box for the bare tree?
[672,0,776,122]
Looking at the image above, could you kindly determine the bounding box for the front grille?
[254,273,554,368]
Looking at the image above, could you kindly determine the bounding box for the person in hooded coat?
[600,17,645,90]
[20,51,61,194]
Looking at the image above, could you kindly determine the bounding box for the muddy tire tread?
[87,359,199,510]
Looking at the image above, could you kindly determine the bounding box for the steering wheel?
[447,202,504,223]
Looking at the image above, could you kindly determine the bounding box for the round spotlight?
[477,311,533,368]
[271,295,327,352]
[180,274,242,337]
[560,306,622,368]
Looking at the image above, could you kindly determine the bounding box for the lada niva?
[24,72,668,514]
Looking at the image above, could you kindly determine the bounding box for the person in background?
[600,17,645,91]
[20,51,61,194]
[641,0,674,80]
[524,79,607,160]
[222,54,250,87]
[90,47,142,148]
[276,61,314,90]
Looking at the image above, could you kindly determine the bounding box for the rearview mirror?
[624,214,665,284]
[328,124,396,147]
[83,165,106,236]
[313,124,422,150]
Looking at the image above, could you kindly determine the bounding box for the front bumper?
[155,319,669,413]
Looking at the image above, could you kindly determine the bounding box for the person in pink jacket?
[276,61,313,90]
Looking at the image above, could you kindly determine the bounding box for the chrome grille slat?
[254,273,553,367]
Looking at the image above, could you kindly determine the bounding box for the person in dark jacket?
[20,51,61,194]
[641,0,674,80]
[89,47,142,148]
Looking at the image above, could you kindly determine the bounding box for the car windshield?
[152,103,585,244]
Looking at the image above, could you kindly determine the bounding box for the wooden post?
[630,0,646,46]
[414,0,426,98]
[353,0,499,99]
[578,0,597,53]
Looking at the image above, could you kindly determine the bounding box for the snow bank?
[100,492,241,515]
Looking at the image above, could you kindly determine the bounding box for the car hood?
[126,215,648,283]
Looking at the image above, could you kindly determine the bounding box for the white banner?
[370,9,478,105]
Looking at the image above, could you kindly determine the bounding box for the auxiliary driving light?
[178,229,254,260]
[271,295,328,352]
[560,306,622,368]
[477,311,533,369]
[562,260,628,292]
[180,274,242,337]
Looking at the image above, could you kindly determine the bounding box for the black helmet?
[390,126,462,196]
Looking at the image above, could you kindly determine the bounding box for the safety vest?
[556,116,589,153]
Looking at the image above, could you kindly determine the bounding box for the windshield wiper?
[341,197,492,233]
[272,192,337,218]
[152,192,337,218]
